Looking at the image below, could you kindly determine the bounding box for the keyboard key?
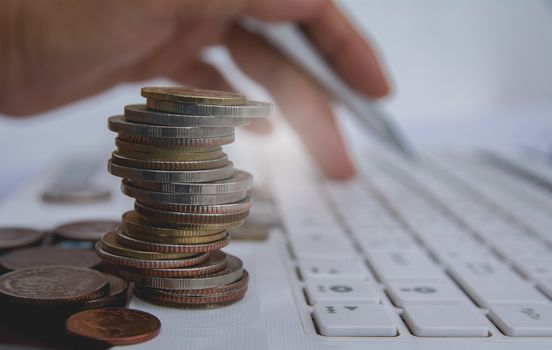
[313,304,397,337]
[366,250,444,281]
[403,303,490,337]
[489,303,552,337]
[298,259,367,279]
[305,278,379,305]
[448,260,548,307]
[290,233,357,261]
[386,279,467,307]
[357,236,417,253]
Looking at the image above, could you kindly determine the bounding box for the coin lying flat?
[0,246,102,271]
[95,241,210,269]
[124,104,251,127]
[118,133,235,147]
[0,228,44,250]
[139,197,253,215]
[121,211,243,237]
[101,231,196,260]
[0,266,109,305]
[121,254,243,290]
[123,182,247,205]
[80,274,129,310]
[147,99,272,117]
[115,138,223,161]
[66,308,160,346]
[123,228,227,244]
[123,250,227,278]
[112,152,230,171]
[116,229,229,254]
[141,86,247,105]
[108,160,234,183]
[109,115,234,138]
[135,202,250,226]
[53,220,119,242]
[137,283,248,306]
[128,170,253,195]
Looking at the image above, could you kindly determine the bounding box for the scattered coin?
[53,220,119,242]
[66,308,161,346]
[80,274,129,310]
[0,246,102,271]
[0,266,109,305]
[0,228,44,251]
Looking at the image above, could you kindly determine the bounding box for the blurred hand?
[0,0,389,178]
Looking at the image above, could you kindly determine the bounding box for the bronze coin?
[0,227,44,250]
[115,229,229,254]
[66,307,161,346]
[54,220,120,242]
[80,274,129,310]
[0,266,109,305]
[123,250,227,278]
[0,246,102,271]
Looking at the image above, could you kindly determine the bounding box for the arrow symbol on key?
[344,306,358,311]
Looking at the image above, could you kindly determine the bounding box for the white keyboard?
[269,150,552,339]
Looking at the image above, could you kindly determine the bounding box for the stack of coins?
[96,87,271,308]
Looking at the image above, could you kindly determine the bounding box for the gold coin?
[123,229,228,244]
[122,211,243,237]
[115,138,223,161]
[100,231,195,260]
[141,87,247,106]
[116,230,230,254]
[112,153,230,171]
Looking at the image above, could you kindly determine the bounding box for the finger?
[300,1,390,98]
[225,26,355,179]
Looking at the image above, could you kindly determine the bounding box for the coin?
[146,99,272,117]
[113,153,229,171]
[66,308,160,346]
[123,229,227,244]
[53,220,119,242]
[100,231,196,260]
[139,197,252,215]
[141,86,247,105]
[122,211,243,237]
[0,266,109,305]
[80,274,129,310]
[108,160,234,183]
[123,250,227,278]
[109,115,234,138]
[124,104,251,127]
[0,228,44,250]
[128,170,253,194]
[123,183,247,205]
[42,185,111,204]
[136,202,250,226]
[95,242,210,269]
[0,246,102,271]
[139,270,249,295]
[115,229,230,254]
[121,254,243,290]
[118,133,235,147]
[115,138,223,161]
[137,284,247,306]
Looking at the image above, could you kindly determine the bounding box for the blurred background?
[1,0,552,198]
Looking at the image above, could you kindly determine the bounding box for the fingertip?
[243,118,273,134]
[323,161,357,180]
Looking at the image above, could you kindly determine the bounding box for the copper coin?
[115,229,229,254]
[0,246,102,271]
[0,266,109,305]
[123,250,227,278]
[80,274,129,310]
[95,242,210,269]
[0,227,44,250]
[54,220,120,242]
[66,308,161,346]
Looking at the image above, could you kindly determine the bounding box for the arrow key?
[313,304,398,336]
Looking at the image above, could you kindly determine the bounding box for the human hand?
[0,0,389,178]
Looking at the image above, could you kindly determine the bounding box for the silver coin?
[136,197,253,214]
[112,152,230,171]
[120,254,243,290]
[146,99,272,117]
[121,181,248,205]
[108,115,234,138]
[124,104,251,127]
[108,160,234,183]
[128,170,253,195]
